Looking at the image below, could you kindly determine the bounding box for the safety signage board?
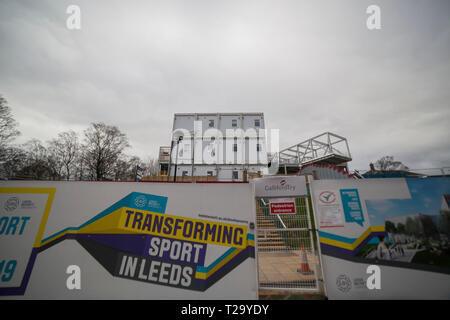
[269,198,296,214]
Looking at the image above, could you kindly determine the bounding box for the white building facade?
[167,113,268,181]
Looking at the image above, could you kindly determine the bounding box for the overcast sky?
[0,0,449,171]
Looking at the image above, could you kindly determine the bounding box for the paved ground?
[259,289,326,300]
[258,250,320,288]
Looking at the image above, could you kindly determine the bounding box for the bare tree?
[0,146,27,179]
[18,139,58,180]
[114,155,142,181]
[373,156,409,171]
[0,95,20,159]
[82,122,130,180]
[142,157,159,177]
[48,131,79,180]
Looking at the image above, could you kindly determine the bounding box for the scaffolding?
[278,132,352,169]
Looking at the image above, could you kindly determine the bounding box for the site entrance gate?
[253,176,322,291]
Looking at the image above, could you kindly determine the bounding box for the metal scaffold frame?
[278,132,352,166]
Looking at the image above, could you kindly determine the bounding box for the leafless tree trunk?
[0,95,20,153]
[82,122,130,180]
[48,130,79,180]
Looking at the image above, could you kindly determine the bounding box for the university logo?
[134,195,147,208]
[336,274,352,293]
[4,197,20,212]
[148,200,161,210]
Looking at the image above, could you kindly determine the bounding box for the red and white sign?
[269,198,296,214]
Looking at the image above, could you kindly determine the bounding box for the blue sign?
[136,166,143,182]
[340,189,364,227]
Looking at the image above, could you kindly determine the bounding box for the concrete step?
[257,223,277,227]
[257,231,282,236]
[257,223,278,228]
[257,219,277,224]
[258,238,284,243]
[258,241,286,246]
[257,233,283,238]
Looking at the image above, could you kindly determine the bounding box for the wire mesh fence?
[256,197,321,291]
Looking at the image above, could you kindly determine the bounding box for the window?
[232,171,239,180]
[233,143,238,152]
[254,119,260,127]
[182,171,188,177]
[232,119,237,127]
[257,144,262,152]
[209,120,214,127]
[207,171,214,176]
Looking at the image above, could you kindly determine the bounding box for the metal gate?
[255,196,322,291]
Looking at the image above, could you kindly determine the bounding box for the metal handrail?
[259,198,287,229]
[276,214,287,229]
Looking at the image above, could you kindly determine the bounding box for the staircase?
[256,200,287,251]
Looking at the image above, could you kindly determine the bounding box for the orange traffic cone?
[297,244,313,274]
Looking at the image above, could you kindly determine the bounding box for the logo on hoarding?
[264,180,296,193]
[148,199,161,210]
[4,197,20,212]
[353,277,367,289]
[319,191,336,204]
[134,195,147,208]
[336,274,352,293]
[21,199,36,209]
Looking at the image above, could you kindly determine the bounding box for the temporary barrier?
[297,245,314,275]
[310,177,450,299]
[0,181,257,299]
[253,176,322,291]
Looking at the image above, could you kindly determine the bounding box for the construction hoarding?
[311,177,450,299]
[0,181,257,299]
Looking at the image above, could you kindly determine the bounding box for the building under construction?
[159,112,268,181]
[157,113,352,181]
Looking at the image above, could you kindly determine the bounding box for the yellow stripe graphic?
[195,247,245,280]
[40,206,249,249]
[319,226,385,251]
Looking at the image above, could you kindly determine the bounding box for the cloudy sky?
[0,0,449,171]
